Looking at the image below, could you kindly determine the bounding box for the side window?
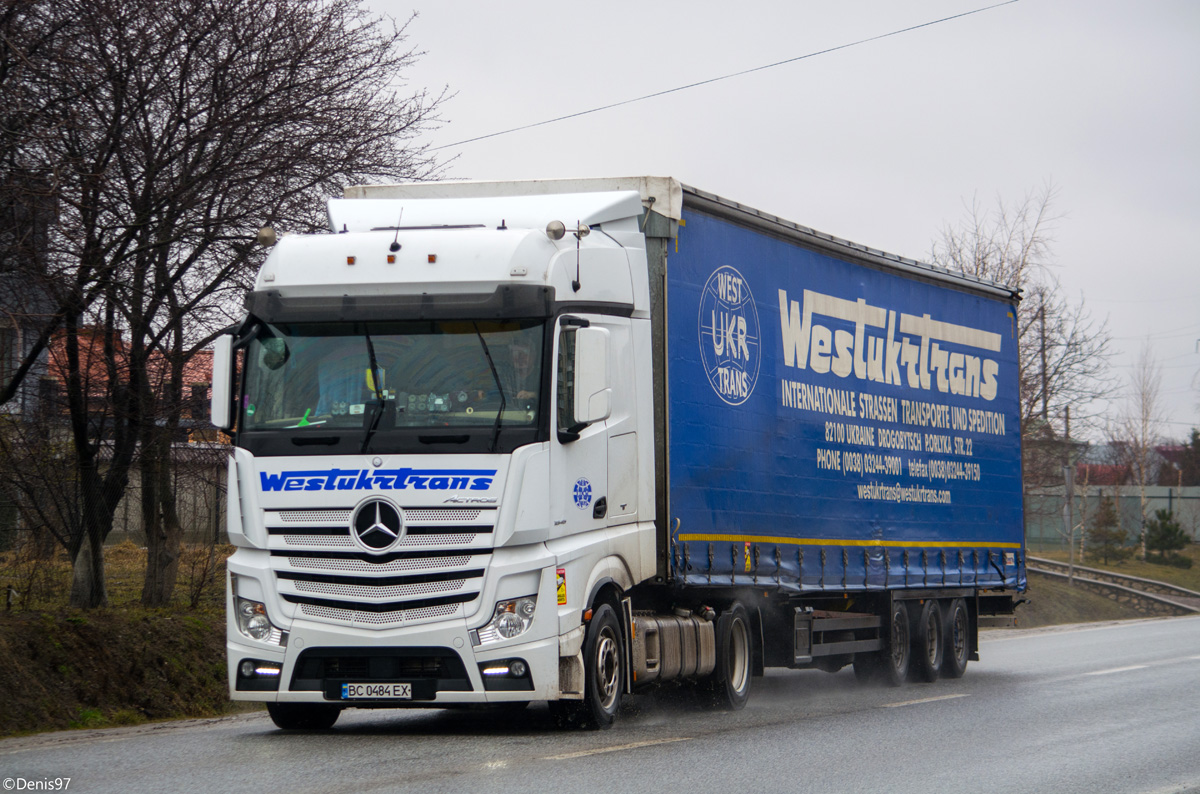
[556,326,577,437]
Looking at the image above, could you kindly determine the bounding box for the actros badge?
[698,265,760,405]
[350,496,405,553]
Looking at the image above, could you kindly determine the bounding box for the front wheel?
[266,702,341,730]
[551,603,624,730]
[704,602,753,710]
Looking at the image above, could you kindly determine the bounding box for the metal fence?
[1025,485,1200,553]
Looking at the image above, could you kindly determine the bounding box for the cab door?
[548,316,611,540]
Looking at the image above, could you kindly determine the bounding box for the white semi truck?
[212,177,1025,730]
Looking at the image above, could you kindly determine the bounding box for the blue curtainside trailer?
[662,191,1025,595]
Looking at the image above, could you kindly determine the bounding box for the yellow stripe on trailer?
[677,533,1022,550]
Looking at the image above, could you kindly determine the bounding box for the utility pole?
[1063,405,1074,585]
[1039,300,1049,422]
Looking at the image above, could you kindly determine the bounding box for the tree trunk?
[69,529,107,609]
[141,436,182,606]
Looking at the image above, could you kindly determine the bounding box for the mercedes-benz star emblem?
[350,498,404,553]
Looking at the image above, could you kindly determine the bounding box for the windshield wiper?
[360,328,388,454]
[474,322,505,453]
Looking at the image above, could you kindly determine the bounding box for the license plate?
[340,682,412,700]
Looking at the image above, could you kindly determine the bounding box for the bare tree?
[1109,344,1167,560]
[932,185,1114,445]
[931,185,1114,541]
[0,0,448,607]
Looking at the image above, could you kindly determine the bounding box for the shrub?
[1145,510,1189,560]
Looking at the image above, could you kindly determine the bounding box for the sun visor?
[327,191,645,234]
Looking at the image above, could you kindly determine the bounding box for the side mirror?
[573,326,611,425]
[211,334,234,430]
[557,324,611,442]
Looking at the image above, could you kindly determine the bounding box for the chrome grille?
[278,509,351,523]
[267,504,495,629]
[283,535,354,547]
[404,509,483,524]
[299,602,460,624]
[285,554,473,573]
[271,507,491,526]
[292,578,467,599]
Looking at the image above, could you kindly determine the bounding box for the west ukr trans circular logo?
[698,265,760,405]
[573,478,593,510]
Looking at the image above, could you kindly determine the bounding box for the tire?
[266,702,341,730]
[910,600,944,683]
[879,600,910,687]
[551,603,624,730]
[941,598,970,679]
[704,602,753,710]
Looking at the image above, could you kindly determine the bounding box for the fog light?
[235,658,282,692]
[478,658,534,692]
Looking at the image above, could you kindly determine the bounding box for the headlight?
[472,596,537,646]
[234,596,286,646]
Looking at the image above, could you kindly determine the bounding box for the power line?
[431,1,1021,151]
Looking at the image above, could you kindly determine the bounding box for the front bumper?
[227,567,562,705]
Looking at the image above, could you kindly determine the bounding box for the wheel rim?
[924,611,940,663]
[951,607,967,662]
[728,617,750,694]
[891,609,908,669]
[594,626,620,711]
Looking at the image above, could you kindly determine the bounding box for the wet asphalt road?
[3,616,1199,794]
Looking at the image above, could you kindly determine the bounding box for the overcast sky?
[374,0,1199,441]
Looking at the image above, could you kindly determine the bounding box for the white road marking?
[880,693,970,708]
[542,737,691,760]
[1084,664,1149,676]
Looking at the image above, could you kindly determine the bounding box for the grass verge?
[1030,543,1200,592]
[0,540,254,737]
[1012,571,1146,629]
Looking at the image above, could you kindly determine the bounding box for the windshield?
[239,319,545,452]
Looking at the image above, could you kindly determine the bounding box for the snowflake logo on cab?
[573,478,592,510]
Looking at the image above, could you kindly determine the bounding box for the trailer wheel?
[551,603,623,730]
[941,598,970,679]
[704,602,752,710]
[880,600,910,687]
[910,600,944,683]
[266,703,340,731]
